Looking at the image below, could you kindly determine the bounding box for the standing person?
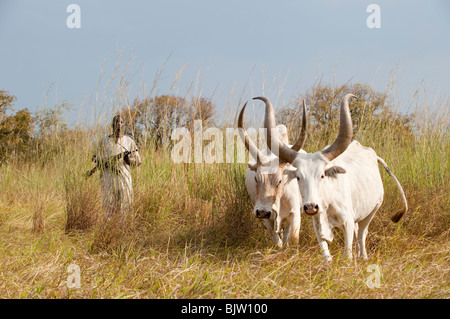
[91,114,142,220]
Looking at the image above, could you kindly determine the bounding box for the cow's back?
[334,141,384,222]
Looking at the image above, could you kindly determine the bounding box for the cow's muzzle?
[303,203,319,216]
[255,209,271,219]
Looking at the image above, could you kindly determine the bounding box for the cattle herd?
[93,92,408,262]
[238,94,408,261]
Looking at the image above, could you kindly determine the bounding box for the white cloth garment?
[93,135,141,219]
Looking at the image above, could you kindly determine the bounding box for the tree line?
[0,83,413,163]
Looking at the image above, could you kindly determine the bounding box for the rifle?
[84,149,136,178]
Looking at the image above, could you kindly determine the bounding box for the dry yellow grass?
[0,124,448,299]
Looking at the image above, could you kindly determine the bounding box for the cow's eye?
[276,180,282,187]
[321,174,325,179]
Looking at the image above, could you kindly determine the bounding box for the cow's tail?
[377,156,408,222]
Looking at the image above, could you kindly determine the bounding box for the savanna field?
[0,81,448,299]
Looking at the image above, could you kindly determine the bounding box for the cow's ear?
[248,162,258,171]
[324,166,346,178]
[283,168,298,180]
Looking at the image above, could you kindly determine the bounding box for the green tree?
[0,90,34,161]
[34,102,71,137]
[123,94,215,149]
[278,82,413,147]
[0,90,16,116]
[32,102,72,163]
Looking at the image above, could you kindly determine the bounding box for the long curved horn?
[255,96,299,164]
[290,98,308,152]
[321,93,356,161]
[253,97,276,151]
[238,102,267,163]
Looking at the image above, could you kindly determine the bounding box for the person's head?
[112,114,124,137]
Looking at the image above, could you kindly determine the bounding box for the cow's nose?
[255,209,271,219]
[303,203,319,215]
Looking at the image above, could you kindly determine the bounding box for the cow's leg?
[312,214,333,261]
[285,211,300,247]
[342,215,355,260]
[357,203,381,259]
[282,223,291,246]
[357,225,369,260]
[354,223,361,258]
[263,219,282,248]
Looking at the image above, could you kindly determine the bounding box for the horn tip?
[345,93,357,101]
[252,96,266,102]
[391,209,406,223]
[238,101,249,128]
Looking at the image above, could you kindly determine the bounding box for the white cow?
[238,98,307,247]
[258,94,408,260]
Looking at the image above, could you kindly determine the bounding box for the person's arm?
[124,140,141,167]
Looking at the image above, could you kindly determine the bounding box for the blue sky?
[1,1,449,126]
